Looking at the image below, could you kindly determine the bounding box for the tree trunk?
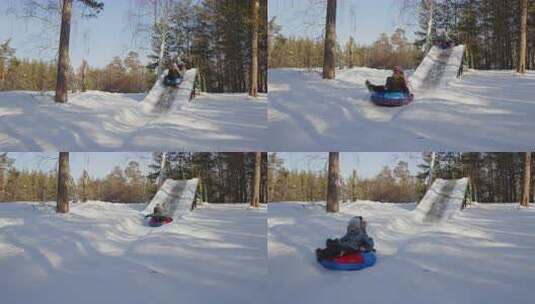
[249,0,259,97]
[326,152,339,213]
[323,0,337,79]
[55,0,73,103]
[424,0,435,52]
[517,0,528,74]
[521,152,531,207]
[351,169,357,202]
[157,152,167,189]
[57,152,70,213]
[81,59,87,92]
[251,152,261,208]
[427,152,436,190]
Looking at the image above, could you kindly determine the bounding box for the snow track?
[142,69,198,113]
[413,178,468,223]
[143,178,199,219]
[410,45,465,91]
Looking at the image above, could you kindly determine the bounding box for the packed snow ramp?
[142,69,198,113]
[410,45,465,91]
[413,178,468,223]
[143,178,199,218]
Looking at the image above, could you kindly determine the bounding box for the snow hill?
[142,69,198,113]
[0,90,267,151]
[142,178,199,218]
[269,68,535,151]
[410,45,465,90]
[413,178,468,223]
[268,201,535,304]
[0,202,267,304]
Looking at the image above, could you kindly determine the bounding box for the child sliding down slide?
[316,216,375,262]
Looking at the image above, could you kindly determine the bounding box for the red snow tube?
[148,216,173,227]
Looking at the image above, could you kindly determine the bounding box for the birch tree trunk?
[249,0,259,97]
[427,152,436,190]
[323,0,337,79]
[157,152,167,189]
[57,152,70,213]
[55,0,73,103]
[326,152,339,213]
[424,0,435,52]
[251,152,261,208]
[521,152,531,207]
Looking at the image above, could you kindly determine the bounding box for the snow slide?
[410,45,465,90]
[142,69,198,113]
[143,178,199,219]
[413,178,468,223]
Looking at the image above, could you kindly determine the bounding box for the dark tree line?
[415,0,535,70]
[269,152,533,205]
[148,152,268,204]
[418,152,534,203]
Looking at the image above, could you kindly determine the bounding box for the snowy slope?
[268,68,535,151]
[410,45,465,90]
[0,202,267,304]
[142,178,199,218]
[0,91,267,151]
[413,178,468,222]
[268,201,535,304]
[142,69,198,113]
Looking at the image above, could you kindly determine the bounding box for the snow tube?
[164,76,183,87]
[319,251,377,271]
[371,91,414,107]
[148,216,173,227]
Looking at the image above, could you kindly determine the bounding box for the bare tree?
[521,152,531,207]
[57,152,70,213]
[323,0,337,79]
[251,152,261,208]
[55,0,103,103]
[249,0,260,97]
[426,152,436,190]
[351,169,357,202]
[423,0,435,51]
[326,152,339,212]
[517,0,528,74]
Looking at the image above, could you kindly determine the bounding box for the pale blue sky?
[269,0,417,45]
[0,0,149,68]
[0,0,420,68]
[275,152,423,179]
[7,152,153,179]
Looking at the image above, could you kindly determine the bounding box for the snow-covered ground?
[0,202,267,304]
[269,68,535,151]
[269,201,535,304]
[0,91,266,151]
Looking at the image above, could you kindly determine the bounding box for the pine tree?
[323,0,337,79]
[55,0,103,103]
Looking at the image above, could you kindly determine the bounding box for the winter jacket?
[167,68,181,79]
[339,225,375,252]
[386,75,409,93]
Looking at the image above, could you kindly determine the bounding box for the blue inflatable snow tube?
[319,251,377,271]
[371,91,414,107]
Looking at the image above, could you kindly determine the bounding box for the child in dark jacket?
[316,216,375,262]
[365,66,410,93]
[145,205,171,223]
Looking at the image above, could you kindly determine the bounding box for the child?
[145,205,170,223]
[365,66,410,94]
[316,216,375,262]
